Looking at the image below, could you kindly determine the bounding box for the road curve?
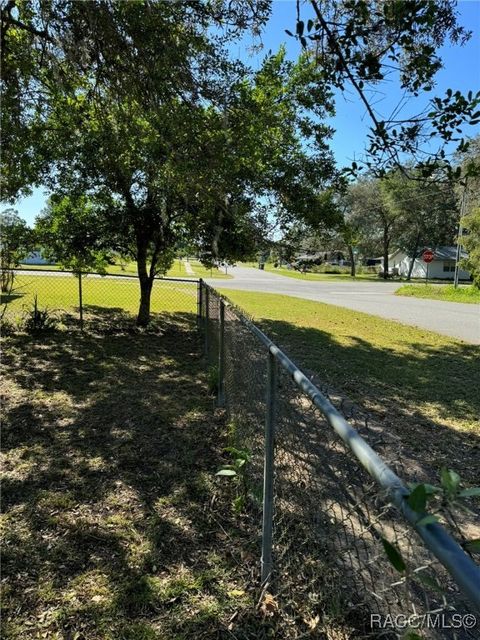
[206,266,480,345]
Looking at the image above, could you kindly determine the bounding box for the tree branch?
[1,11,54,44]
[309,0,400,170]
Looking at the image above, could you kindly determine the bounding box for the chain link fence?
[200,281,480,639]
[2,271,478,636]
[1,268,198,330]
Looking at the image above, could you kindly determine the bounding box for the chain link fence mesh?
[273,366,476,638]
[1,269,198,330]
[200,283,479,639]
[3,272,477,637]
[223,299,267,508]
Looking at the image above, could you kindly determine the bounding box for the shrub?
[22,296,58,333]
[310,264,350,275]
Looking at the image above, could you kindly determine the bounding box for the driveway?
[206,266,480,344]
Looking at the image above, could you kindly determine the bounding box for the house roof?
[425,246,468,261]
[387,246,468,261]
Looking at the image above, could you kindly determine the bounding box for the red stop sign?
[423,249,435,263]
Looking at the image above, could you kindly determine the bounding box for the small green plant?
[0,317,18,336]
[382,468,480,590]
[405,468,480,533]
[216,446,251,513]
[207,365,219,395]
[23,295,58,332]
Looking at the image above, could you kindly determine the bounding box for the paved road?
[17,267,479,343]
[206,266,480,344]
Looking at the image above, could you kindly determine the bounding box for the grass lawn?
[2,274,198,325]
[241,262,383,282]
[18,259,232,280]
[2,286,478,637]
[189,260,233,280]
[395,283,480,304]
[102,259,231,279]
[242,263,466,286]
[222,289,480,485]
[1,313,273,639]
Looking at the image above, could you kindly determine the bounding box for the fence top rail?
[14,267,200,284]
[205,282,480,612]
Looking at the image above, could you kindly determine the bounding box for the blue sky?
[11,0,480,226]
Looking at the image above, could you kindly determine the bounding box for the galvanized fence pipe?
[208,286,480,614]
[204,285,210,358]
[197,278,203,328]
[78,271,84,331]
[261,349,278,586]
[217,299,226,407]
[269,341,480,611]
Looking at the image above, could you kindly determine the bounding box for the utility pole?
[454,181,468,289]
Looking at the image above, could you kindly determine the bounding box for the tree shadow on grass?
[1,309,269,639]
[255,317,480,485]
[3,308,478,639]
[215,316,480,638]
[0,292,25,305]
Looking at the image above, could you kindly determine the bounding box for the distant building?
[21,251,53,265]
[293,250,348,267]
[390,247,471,280]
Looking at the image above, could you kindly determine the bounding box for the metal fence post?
[261,349,277,586]
[197,278,203,329]
[78,271,84,331]
[217,299,225,407]
[204,286,209,358]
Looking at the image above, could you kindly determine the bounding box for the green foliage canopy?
[0,208,34,292]
[461,207,480,287]
[2,1,340,324]
[36,195,113,274]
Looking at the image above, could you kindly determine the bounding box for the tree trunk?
[136,239,153,326]
[383,228,389,280]
[347,245,356,277]
[407,233,421,281]
[1,269,14,293]
[137,276,153,326]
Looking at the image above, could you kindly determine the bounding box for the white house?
[389,246,471,281]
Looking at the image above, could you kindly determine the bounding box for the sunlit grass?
[189,260,232,279]
[395,283,480,304]
[19,258,232,279]
[221,289,480,438]
[2,274,197,318]
[240,262,381,281]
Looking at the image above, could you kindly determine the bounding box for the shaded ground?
[0,311,275,640]
[2,302,478,639]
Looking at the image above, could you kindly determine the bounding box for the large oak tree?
[4,2,337,324]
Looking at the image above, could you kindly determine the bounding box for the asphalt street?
[206,265,480,344]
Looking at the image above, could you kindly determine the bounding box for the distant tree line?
[272,135,480,283]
